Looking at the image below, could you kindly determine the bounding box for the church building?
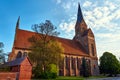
[8,3,99,76]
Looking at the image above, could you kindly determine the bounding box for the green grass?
[55,76,107,80]
[32,76,107,80]
[87,76,107,79]
[56,76,84,80]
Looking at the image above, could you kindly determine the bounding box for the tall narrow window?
[71,57,75,69]
[16,51,22,58]
[65,56,69,69]
[23,52,27,57]
[91,44,94,56]
[77,57,81,70]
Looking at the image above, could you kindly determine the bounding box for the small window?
[16,51,22,58]
[23,52,27,57]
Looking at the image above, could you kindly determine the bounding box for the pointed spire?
[16,16,20,29]
[77,3,83,23]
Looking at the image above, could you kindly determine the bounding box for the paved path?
[86,77,120,80]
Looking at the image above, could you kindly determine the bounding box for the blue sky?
[0,0,120,60]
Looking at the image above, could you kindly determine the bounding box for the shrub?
[32,64,58,79]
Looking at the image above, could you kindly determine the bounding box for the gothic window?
[91,44,95,56]
[65,56,69,69]
[71,57,75,70]
[77,57,81,70]
[23,52,27,57]
[16,51,22,58]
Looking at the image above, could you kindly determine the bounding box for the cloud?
[62,2,71,10]
[83,1,92,7]
[57,0,120,59]
[83,0,120,31]
[59,19,75,33]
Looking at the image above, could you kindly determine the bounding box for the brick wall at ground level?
[0,72,18,80]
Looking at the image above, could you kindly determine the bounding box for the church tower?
[73,3,97,57]
[73,3,99,75]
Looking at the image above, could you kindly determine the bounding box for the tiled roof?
[13,29,89,56]
[0,57,32,67]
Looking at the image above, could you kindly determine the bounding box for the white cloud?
[59,19,75,33]
[62,2,71,10]
[83,1,120,31]
[57,0,120,59]
[83,1,92,7]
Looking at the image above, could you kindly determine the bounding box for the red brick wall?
[0,72,18,80]
[19,58,32,80]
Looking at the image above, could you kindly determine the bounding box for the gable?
[21,57,32,66]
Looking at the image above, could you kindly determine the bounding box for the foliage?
[0,42,5,64]
[28,20,64,79]
[32,64,58,79]
[99,52,120,76]
[82,58,90,77]
[0,42,4,53]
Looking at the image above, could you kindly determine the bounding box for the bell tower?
[73,3,97,57]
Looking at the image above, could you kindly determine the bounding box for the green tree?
[100,52,120,76]
[0,42,5,64]
[28,20,64,78]
[82,57,90,77]
[0,42,4,53]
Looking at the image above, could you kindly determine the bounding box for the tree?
[100,52,120,76]
[0,42,5,64]
[82,57,90,77]
[28,20,64,78]
[0,42,4,53]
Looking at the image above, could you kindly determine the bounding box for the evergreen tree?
[82,57,90,77]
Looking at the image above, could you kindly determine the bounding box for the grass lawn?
[55,76,107,80]
[32,76,107,80]
[87,76,107,79]
[56,76,84,80]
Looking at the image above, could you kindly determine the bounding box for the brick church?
[8,3,99,76]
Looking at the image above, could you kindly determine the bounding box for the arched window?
[23,52,27,57]
[77,57,81,70]
[16,51,22,58]
[71,57,75,70]
[65,56,69,69]
[91,44,95,56]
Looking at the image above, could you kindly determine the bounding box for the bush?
[33,71,57,79]
[40,71,57,79]
[32,64,58,79]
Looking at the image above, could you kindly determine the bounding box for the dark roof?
[77,3,83,23]
[12,29,89,56]
[0,57,32,68]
